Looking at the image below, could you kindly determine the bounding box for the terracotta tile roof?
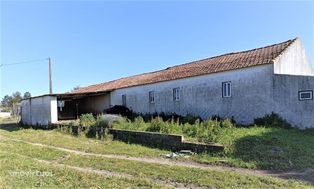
[73,38,296,93]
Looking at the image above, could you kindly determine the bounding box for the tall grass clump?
[94,115,106,127]
[146,117,181,134]
[80,113,96,127]
[112,117,148,131]
[181,119,232,143]
[112,115,236,143]
[57,114,112,139]
[254,112,291,128]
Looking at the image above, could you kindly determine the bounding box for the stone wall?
[109,128,224,153]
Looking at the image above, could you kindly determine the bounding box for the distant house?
[21,38,314,128]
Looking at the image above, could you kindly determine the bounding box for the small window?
[299,90,313,101]
[173,88,180,101]
[149,91,155,103]
[122,94,126,106]
[222,82,232,98]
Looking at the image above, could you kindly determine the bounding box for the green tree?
[1,91,25,108]
[23,92,31,99]
[1,95,12,107]
[11,92,22,105]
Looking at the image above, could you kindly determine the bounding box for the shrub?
[147,117,166,133]
[134,117,149,131]
[112,116,238,143]
[110,113,262,143]
[113,116,148,131]
[69,120,80,127]
[111,118,131,130]
[182,114,202,124]
[254,112,291,128]
[94,115,106,127]
[145,117,182,134]
[167,118,182,134]
[80,113,96,127]
[220,119,235,128]
[93,114,123,128]
[182,122,195,137]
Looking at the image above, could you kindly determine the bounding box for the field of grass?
[112,116,314,171]
[0,152,160,188]
[0,117,313,188]
[194,126,314,171]
[2,117,314,171]
[0,131,311,188]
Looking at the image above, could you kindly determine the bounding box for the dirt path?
[2,135,314,184]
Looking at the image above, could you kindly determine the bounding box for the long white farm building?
[21,38,314,128]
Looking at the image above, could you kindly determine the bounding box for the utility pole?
[49,57,53,94]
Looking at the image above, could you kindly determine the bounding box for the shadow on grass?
[0,122,20,132]
[232,127,314,184]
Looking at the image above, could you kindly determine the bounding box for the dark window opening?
[122,94,127,106]
[222,81,232,98]
[299,90,313,101]
[173,88,180,101]
[149,91,155,103]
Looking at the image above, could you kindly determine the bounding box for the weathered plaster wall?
[111,64,274,125]
[21,96,58,125]
[272,74,314,129]
[273,38,314,76]
[79,94,111,114]
[21,99,31,124]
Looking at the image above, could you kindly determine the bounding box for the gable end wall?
[273,38,314,76]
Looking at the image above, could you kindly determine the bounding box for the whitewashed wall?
[111,64,275,125]
[273,38,314,76]
[109,40,314,128]
[21,96,58,125]
[272,38,314,128]
[21,99,31,124]
[272,74,314,129]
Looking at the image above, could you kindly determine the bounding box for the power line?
[0,58,49,67]
[0,57,53,94]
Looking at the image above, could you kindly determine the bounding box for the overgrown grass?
[62,154,312,189]
[1,116,314,172]
[0,125,170,158]
[112,116,234,143]
[194,126,314,171]
[0,136,311,189]
[0,152,162,188]
[111,115,314,171]
[0,137,68,161]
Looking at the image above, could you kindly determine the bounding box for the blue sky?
[1,1,313,98]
